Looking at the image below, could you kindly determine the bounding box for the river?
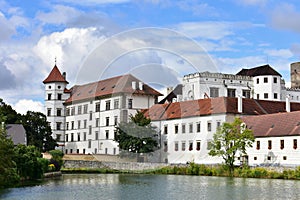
[1,174,300,200]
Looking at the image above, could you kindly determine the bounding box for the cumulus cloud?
[264,49,293,59]
[0,63,17,90]
[12,99,44,115]
[0,11,15,41]
[271,3,300,33]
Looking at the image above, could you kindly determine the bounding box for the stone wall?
[64,160,169,171]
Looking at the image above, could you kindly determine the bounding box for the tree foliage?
[209,117,255,175]
[0,98,21,124]
[22,111,57,152]
[115,111,159,154]
[0,118,20,188]
[49,149,64,171]
[13,144,44,180]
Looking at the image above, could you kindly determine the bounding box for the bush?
[37,158,50,173]
[250,167,268,178]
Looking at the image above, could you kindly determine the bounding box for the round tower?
[291,62,300,88]
[43,65,69,149]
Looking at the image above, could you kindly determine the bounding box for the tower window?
[47,108,51,116]
[58,93,62,100]
[57,109,62,116]
[48,93,52,100]
[264,77,268,83]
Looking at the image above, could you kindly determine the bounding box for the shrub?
[37,158,50,173]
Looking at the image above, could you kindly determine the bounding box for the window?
[89,125,92,135]
[94,148,97,154]
[257,94,260,100]
[294,139,297,149]
[105,148,108,154]
[283,156,287,160]
[83,149,85,154]
[66,122,69,130]
[89,111,93,121]
[174,142,178,151]
[47,108,51,116]
[274,93,278,99]
[83,104,88,114]
[268,140,272,150]
[106,130,109,139]
[84,120,87,129]
[65,134,68,142]
[88,140,91,148]
[256,141,260,150]
[227,89,236,97]
[71,107,75,115]
[267,156,271,161]
[217,121,221,128]
[71,133,74,142]
[71,121,74,130]
[113,148,116,155]
[182,142,186,151]
[189,141,193,151]
[210,87,219,98]
[196,122,201,132]
[164,141,168,152]
[105,100,111,110]
[114,99,119,109]
[189,123,193,133]
[77,133,80,141]
[243,90,251,98]
[83,132,87,141]
[56,122,61,130]
[57,109,62,116]
[66,108,70,116]
[182,124,186,134]
[57,93,62,100]
[254,157,257,160]
[264,93,268,99]
[96,118,99,127]
[280,140,284,150]
[264,77,268,83]
[128,99,133,109]
[113,116,117,126]
[164,125,168,134]
[207,122,212,132]
[196,141,201,151]
[56,134,61,142]
[95,131,99,140]
[78,105,82,115]
[174,124,178,134]
[95,102,100,112]
[256,78,259,84]
[48,93,52,100]
[114,130,117,140]
[70,149,73,154]
[273,77,277,83]
[77,120,81,129]
[106,117,110,126]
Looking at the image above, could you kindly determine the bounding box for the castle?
[44,62,300,166]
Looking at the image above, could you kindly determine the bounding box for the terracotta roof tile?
[145,97,300,121]
[242,111,300,137]
[43,65,68,84]
[64,74,162,104]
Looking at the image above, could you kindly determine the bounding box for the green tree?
[0,98,21,124]
[115,111,159,156]
[0,116,20,188]
[13,144,44,180]
[209,117,255,175]
[22,111,57,152]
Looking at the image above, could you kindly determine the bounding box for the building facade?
[43,65,162,154]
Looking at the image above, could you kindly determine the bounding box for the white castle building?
[43,65,162,154]
[44,62,300,166]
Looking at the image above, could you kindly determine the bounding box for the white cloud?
[13,99,44,115]
[271,3,300,33]
[237,0,268,6]
[52,0,130,6]
[264,49,293,59]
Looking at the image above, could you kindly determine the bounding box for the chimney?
[132,81,136,90]
[238,95,243,113]
[286,95,291,112]
[62,72,66,80]
[139,82,143,90]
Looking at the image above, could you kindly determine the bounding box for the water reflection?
[1,174,300,200]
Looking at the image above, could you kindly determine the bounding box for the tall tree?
[209,117,255,175]
[115,111,159,157]
[0,115,20,188]
[0,98,21,124]
[22,111,57,152]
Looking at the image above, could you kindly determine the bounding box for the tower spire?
[55,57,57,66]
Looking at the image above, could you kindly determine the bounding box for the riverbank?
[61,162,300,180]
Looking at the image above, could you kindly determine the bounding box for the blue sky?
[0,0,300,114]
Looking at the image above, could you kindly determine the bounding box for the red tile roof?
[64,74,162,104]
[236,64,282,77]
[144,97,300,121]
[242,111,300,137]
[43,65,69,84]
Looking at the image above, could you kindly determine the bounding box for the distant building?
[6,124,27,145]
